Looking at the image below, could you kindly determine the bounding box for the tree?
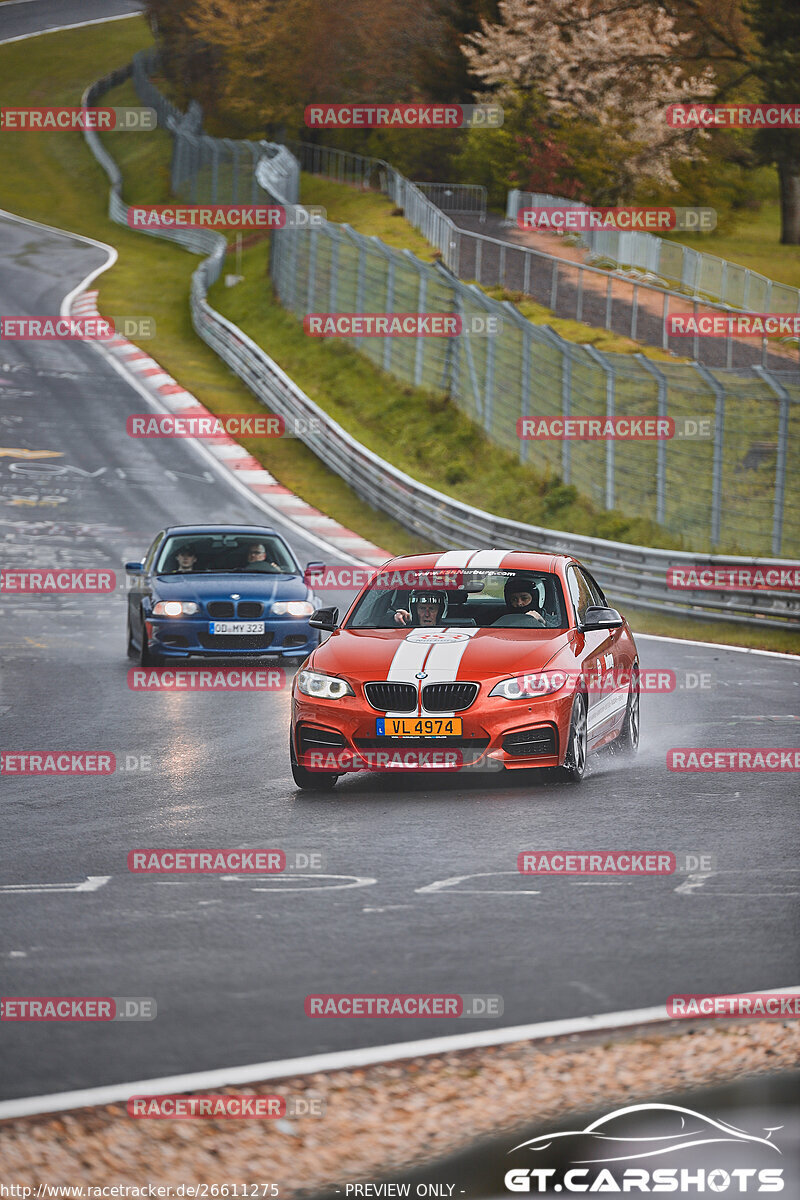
[644,0,800,242]
[463,0,716,200]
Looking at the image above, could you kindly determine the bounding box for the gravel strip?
[1,1021,798,1194]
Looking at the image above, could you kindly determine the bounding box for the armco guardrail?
[507,188,800,332]
[82,63,800,629]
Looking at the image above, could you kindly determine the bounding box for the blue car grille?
[206,600,264,619]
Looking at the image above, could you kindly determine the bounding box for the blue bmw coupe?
[125,525,323,666]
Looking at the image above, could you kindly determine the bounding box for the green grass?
[302,174,686,362]
[669,203,800,291]
[0,25,429,557]
[0,21,795,652]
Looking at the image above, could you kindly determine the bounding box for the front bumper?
[291,689,576,773]
[147,616,320,658]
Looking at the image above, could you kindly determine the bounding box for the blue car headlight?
[272,601,315,617]
[489,670,571,699]
[152,601,199,617]
[297,670,354,699]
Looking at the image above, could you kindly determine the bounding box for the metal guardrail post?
[754,366,791,556]
[550,261,559,312]
[692,364,726,548]
[605,275,613,329]
[562,346,572,484]
[306,225,318,316]
[408,251,427,388]
[329,234,339,314]
[585,346,615,510]
[631,283,639,341]
[636,355,668,526]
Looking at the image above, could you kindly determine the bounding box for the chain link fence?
[508,188,800,322]
[127,55,800,558]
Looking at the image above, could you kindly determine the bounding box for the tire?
[557,692,588,782]
[138,614,163,667]
[289,731,338,791]
[126,613,137,659]
[615,666,640,756]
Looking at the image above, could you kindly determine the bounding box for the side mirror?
[309,606,339,632]
[125,560,145,574]
[304,561,325,584]
[581,605,623,631]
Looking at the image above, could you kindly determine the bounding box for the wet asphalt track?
[0,6,798,1105]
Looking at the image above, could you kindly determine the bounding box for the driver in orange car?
[393,589,447,627]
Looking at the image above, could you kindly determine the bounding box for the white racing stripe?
[463,548,515,569]
[385,627,480,716]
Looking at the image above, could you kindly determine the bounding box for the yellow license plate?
[377,717,463,737]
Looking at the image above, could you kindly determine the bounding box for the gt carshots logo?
[504,1103,785,1193]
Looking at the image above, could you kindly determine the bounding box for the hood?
[310,627,571,685]
[152,572,312,605]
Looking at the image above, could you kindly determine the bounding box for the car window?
[345,569,568,630]
[143,532,164,572]
[566,565,595,624]
[154,534,298,575]
[581,568,606,607]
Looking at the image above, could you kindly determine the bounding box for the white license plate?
[209,621,265,635]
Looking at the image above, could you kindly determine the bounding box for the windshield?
[155,534,297,576]
[346,568,568,630]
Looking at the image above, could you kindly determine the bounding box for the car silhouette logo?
[511,1103,783,1164]
[231,594,240,600]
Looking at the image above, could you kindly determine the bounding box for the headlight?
[272,601,315,617]
[489,670,571,699]
[152,601,199,617]
[297,670,354,699]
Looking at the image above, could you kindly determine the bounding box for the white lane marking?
[2,216,370,568]
[0,11,140,44]
[244,874,375,892]
[636,633,798,662]
[0,875,110,894]
[416,871,541,895]
[674,873,716,895]
[3,986,798,1120]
